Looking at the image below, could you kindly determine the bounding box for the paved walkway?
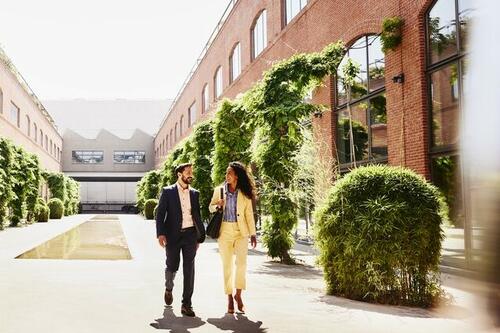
[0,214,495,333]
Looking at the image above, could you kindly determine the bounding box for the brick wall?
[155,0,437,181]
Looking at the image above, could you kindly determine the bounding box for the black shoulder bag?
[206,187,224,239]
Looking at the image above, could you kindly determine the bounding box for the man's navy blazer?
[155,184,206,243]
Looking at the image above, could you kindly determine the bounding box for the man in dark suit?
[156,163,206,317]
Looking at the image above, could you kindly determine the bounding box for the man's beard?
[182,176,193,184]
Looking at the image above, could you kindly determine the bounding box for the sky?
[0,0,230,100]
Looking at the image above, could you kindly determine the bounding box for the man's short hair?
[175,163,193,174]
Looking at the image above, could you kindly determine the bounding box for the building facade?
[0,47,62,172]
[154,0,473,269]
[62,129,154,212]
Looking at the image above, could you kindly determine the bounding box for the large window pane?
[336,103,369,164]
[428,0,457,64]
[430,63,460,147]
[349,38,369,100]
[369,93,387,159]
[72,151,104,164]
[368,35,385,92]
[113,151,146,164]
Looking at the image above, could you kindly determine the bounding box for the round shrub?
[314,165,446,307]
[48,198,64,219]
[144,199,158,220]
[35,204,49,222]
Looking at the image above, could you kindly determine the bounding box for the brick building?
[154,0,473,269]
[0,47,62,172]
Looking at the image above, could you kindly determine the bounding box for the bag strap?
[220,186,223,200]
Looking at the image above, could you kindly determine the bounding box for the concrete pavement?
[0,214,495,333]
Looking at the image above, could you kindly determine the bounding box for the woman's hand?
[215,199,225,210]
[250,235,257,249]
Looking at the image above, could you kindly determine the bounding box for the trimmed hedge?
[144,199,158,220]
[48,198,65,219]
[314,165,446,307]
[35,203,50,222]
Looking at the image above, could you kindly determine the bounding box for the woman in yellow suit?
[209,161,257,314]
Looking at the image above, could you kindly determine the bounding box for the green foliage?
[211,99,253,185]
[244,41,346,263]
[64,177,80,216]
[314,165,446,307]
[144,199,158,220]
[381,16,404,52]
[48,198,64,219]
[0,138,14,229]
[45,172,66,202]
[161,140,190,187]
[191,120,215,221]
[35,200,49,223]
[338,118,369,162]
[10,145,30,226]
[24,153,42,223]
[137,169,162,212]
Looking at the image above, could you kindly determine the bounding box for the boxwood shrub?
[314,165,446,307]
[35,203,50,222]
[48,198,64,219]
[144,199,158,220]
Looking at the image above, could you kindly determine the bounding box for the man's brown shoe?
[164,290,173,306]
[181,305,195,317]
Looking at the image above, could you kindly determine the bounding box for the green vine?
[0,138,14,229]
[244,41,346,263]
[381,16,404,53]
[211,99,253,185]
[191,120,215,221]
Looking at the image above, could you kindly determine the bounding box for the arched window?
[252,10,267,60]
[50,139,53,155]
[170,129,174,147]
[180,115,184,136]
[230,42,241,83]
[26,115,31,137]
[34,123,38,143]
[335,35,386,167]
[45,135,48,150]
[284,0,308,25]
[175,123,179,142]
[214,66,223,99]
[166,135,169,151]
[40,130,43,146]
[10,102,20,127]
[202,84,209,113]
[0,88,3,114]
[188,102,196,128]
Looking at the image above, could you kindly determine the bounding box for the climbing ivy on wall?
[191,120,215,221]
[211,99,253,185]
[243,41,346,263]
[0,138,14,229]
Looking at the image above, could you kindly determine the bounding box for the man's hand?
[215,199,225,210]
[250,235,257,249]
[158,235,167,248]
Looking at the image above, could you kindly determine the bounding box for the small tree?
[10,145,30,226]
[0,138,14,229]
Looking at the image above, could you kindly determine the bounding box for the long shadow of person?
[150,306,206,332]
[207,313,266,333]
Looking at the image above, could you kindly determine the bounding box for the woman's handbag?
[206,187,224,239]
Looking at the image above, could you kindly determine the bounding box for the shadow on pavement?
[150,306,206,332]
[318,294,472,319]
[250,261,322,280]
[207,313,267,333]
